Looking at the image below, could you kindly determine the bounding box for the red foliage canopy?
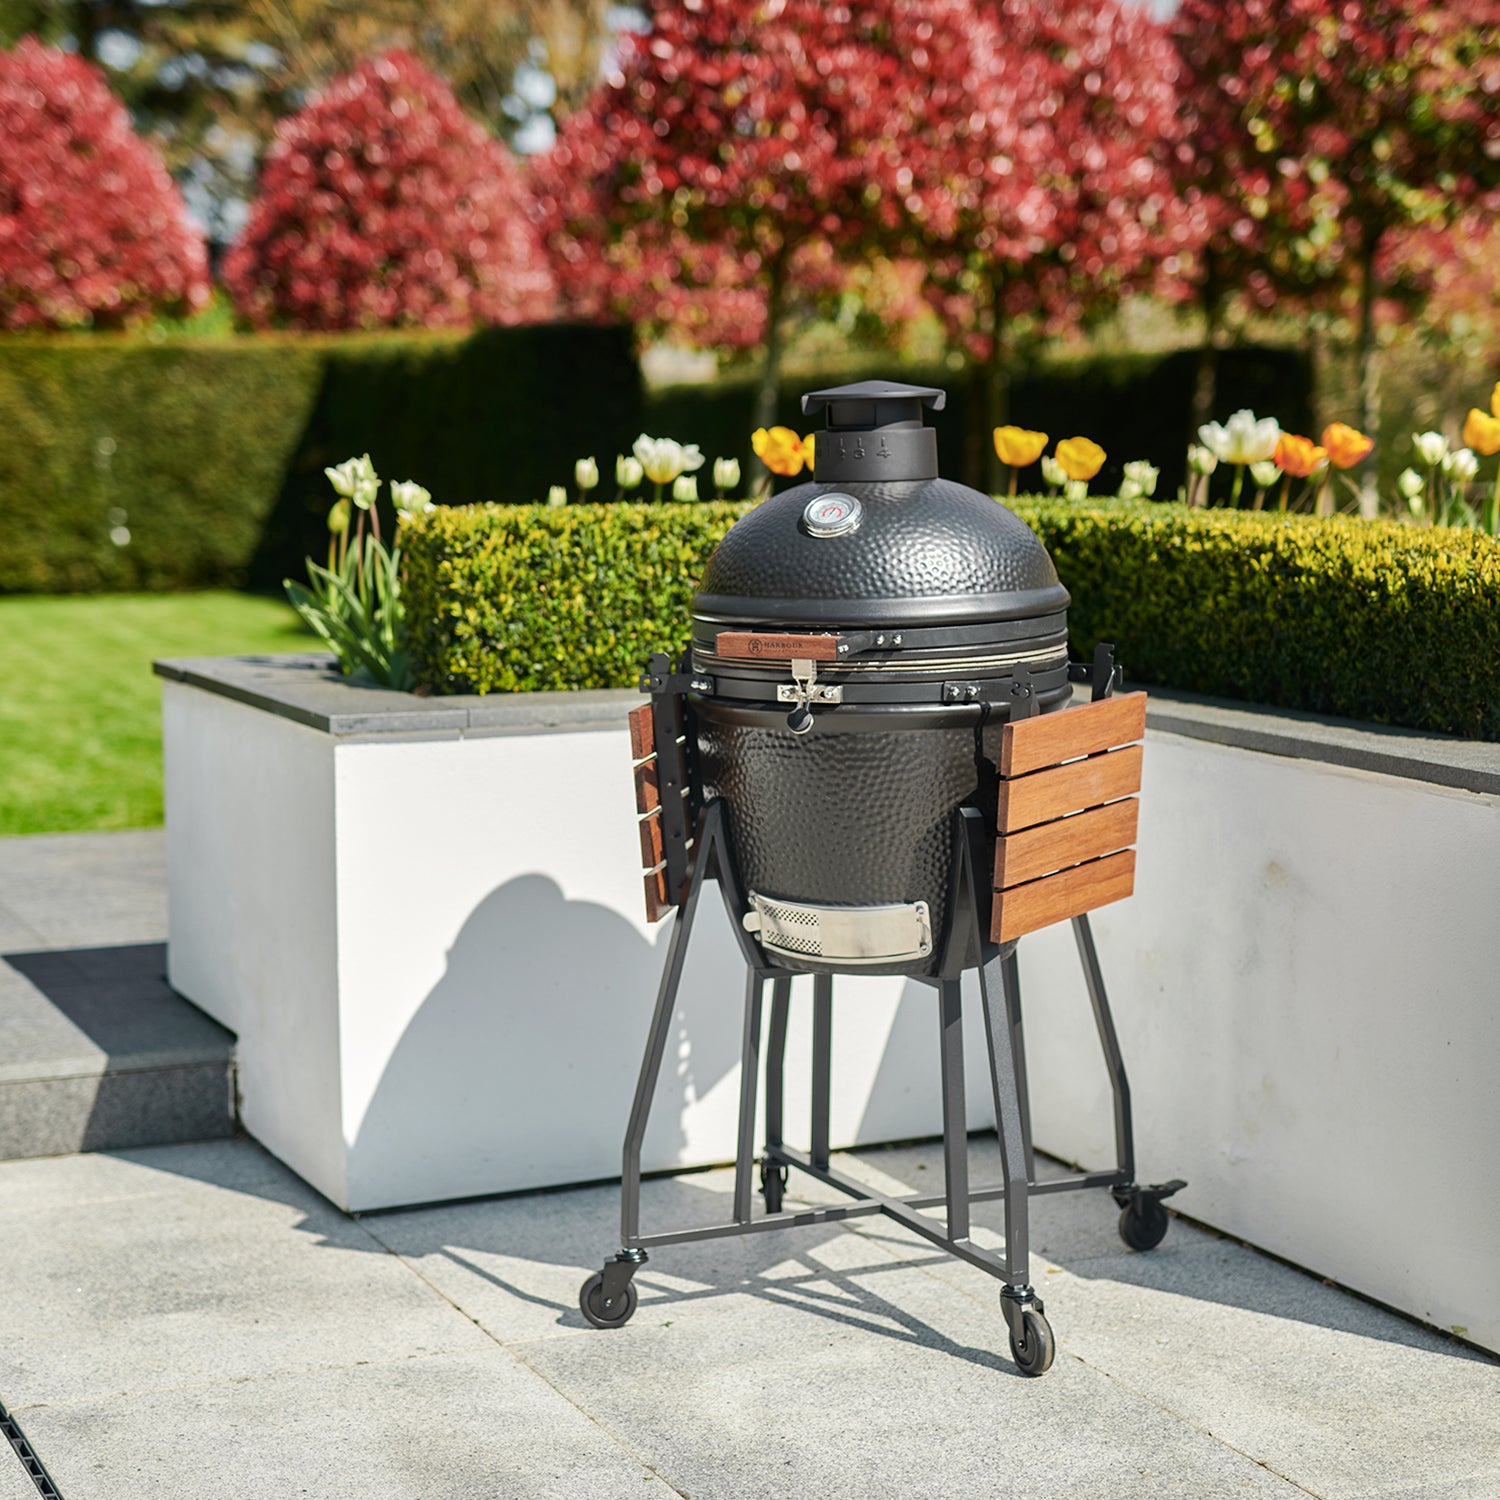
[0,38,208,331]
[1171,0,1500,313]
[532,0,1000,347]
[226,51,556,331]
[922,0,1198,355]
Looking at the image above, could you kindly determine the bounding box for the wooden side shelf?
[629,703,672,922]
[991,692,1147,943]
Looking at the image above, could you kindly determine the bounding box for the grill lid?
[695,381,1068,629]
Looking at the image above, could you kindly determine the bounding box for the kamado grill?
[580,381,1183,1375]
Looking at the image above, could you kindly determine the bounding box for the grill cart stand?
[581,671,1184,1377]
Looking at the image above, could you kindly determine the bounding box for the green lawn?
[0,592,311,836]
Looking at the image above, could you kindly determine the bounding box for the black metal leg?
[1000,949,1035,1180]
[937,978,970,1243]
[620,883,703,1245]
[978,945,1032,1290]
[733,970,767,1223]
[811,973,832,1171]
[1072,914,1135,1185]
[765,975,791,1154]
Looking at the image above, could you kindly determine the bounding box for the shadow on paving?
[111,1133,1491,1372]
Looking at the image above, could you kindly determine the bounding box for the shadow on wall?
[349,873,746,1208]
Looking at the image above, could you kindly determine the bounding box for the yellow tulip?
[802,433,816,469]
[1055,436,1106,482]
[993,426,1049,467]
[751,426,808,477]
[1463,407,1500,457]
[1493,381,1500,419]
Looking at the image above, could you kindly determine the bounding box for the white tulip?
[1040,454,1067,488]
[1122,460,1159,497]
[1443,447,1479,483]
[1412,430,1449,467]
[1063,479,1089,501]
[713,456,741,492]
[615,455,645,490]
[673,474,699,501]
[1186,444,1219,476]
[574,457,600,492]
[1249,460,1281,489]
[1396,468,1425,500]
[632,435,705,486]
[390,480,433,520]
[1198,410,1281,465]
[325,453,379,510]
[546,485,568,508]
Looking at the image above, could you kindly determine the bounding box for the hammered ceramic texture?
[697,713,1008,976]
[696,477,1068,623]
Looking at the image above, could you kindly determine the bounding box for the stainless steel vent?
[743,892,932,966]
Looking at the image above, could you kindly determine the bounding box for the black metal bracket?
[1068,641,1123,701]
[1111,1179,1187,1212]
[639,652,714,696]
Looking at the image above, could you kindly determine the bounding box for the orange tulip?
[993,426,1049,467]
[1055,436,1106,482]
[751,426,809,477]
[1462,407,1500,457]
[1273,433,1327,478]
[1320,423,1374,470]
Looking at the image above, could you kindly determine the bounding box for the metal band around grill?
[742,892,933,965]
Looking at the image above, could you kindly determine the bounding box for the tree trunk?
[1355,229,1382,519]
[1191,263,1223,442]
[984,296,1011,496]
[752,254,789,439]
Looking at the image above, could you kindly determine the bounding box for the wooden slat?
[643,865,671,924]
[995,798,1139,890]
[628,703,655,761]
[992,849,1137,943]
[1000,692,1147,778]
[634,759,659,816]
[997,744,1142,833]
[638,809,664,869]
[714,631,840,662]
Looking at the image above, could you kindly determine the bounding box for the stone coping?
[155,653,1500,797]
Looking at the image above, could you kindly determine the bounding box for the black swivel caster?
[579,1272,638,1328]
[760,1161,788,1214]
[1001,1288,1055,1376]
[1114,1179,1187,1252]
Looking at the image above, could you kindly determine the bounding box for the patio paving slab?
[18,1350,674,1500]
[4,1134,1495,1499]
[0,831,166,950]
[0,1142,493,1409]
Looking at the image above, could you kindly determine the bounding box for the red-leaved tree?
[0,37,208,330]
[533,0,1005,432]
[917,0,1198,488]
[226,51,556,331]
[1172,0,1500,507]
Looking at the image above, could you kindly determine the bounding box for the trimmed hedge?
[402,498,1500,741]
[0,323,643,594]
[402,500,752,695]
[1011,501,1500,741]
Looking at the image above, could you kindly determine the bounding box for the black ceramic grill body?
[688,380,1073,977]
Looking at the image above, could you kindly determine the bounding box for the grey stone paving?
[0,832,233,1160]
[1,829,1497,1499]
[1,1135,1496,1500]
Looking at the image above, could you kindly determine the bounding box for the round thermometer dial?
[803,491,862,538]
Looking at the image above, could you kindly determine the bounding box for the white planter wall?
[161,658,1500,1352]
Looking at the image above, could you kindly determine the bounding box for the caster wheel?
[579,1272,638,1329]
[1118,1197,1170,1251]
[760,1162,787,1214]
[1008,1307,1055,1376]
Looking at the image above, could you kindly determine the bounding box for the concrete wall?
[160,658,1500,1351]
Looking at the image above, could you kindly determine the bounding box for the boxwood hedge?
[402,498,1500,741]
